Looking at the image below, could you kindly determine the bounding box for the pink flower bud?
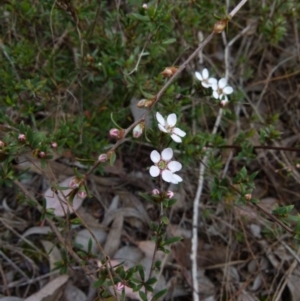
[0,141,4,148]
[152,189,160,195]
[142,3,148,9]
[109,128,123,139]
[220,100,228,107]
[69,178,80,188]
[51,142,58,149]
[133,122,144,138]
[18,134,26,142]
[167,191,174,199]
[78,191,87,199]
[245,194,252,201]
[38,151,46,158]
[98,154,108,162]
[116,282,125,291]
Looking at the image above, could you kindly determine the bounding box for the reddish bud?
[18,134,26,142]
[69,178,80,188]
[109,128,124,139]
[116,282,125,291]
[109,128,119,138]
[38,151,46,158]
[0,141,5,148]
[152,189,160,195]
[78,191,87,199]
[51,142,58,149]
[167,191,174,199]
[98,153,108,162]
[220,100,228,107]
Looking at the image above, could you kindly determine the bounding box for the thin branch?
[191,108,223,301]
[228,0,248,18]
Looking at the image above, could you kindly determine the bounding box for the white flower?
[156,112,186,143]
[211,78,233,100]
[195,68,217,88]
[149,148,182,184]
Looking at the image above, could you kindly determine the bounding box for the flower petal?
[172,174,183,183]
[173,127,186,137]
[156,112,165,126]
[170,134,182,143]
[202,68,209,79]
[223,86,233,95]
[170,177,178,184]
[161,148,173,161]
[150,150,160,163]
[149,166,160,177]
[162,170,173,182]
[212,91,219,99]
[168,161,182,172]
[210,80,218,90]
[218,78,227,89]
[167,113,177,127]
[208,77,217,86]
[195,71,203,81]
[202,82,211,88]
[158,124,168,133]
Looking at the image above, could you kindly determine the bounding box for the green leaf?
[139,87,155,99]
[272,205,294,217]
[139,192,155,203]
[161,216,169,225]
[145,277,157,285]
[162,38,176,44]
[163,236,182,246]
[130,13,150,22]
[93,275,107,287]
[88,238,92,253]
[137,264,145,281]
[144,284,154,292]
[162,198,177,208]
[139,291,147,301]
[294,217,300,233]
[110,152,116,165]
[70,217,82,225]
[151,288,167,301]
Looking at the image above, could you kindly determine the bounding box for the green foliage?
[2,0,300,299]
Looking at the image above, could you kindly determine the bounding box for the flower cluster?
[149,112,186,185]
[195,68,233,105]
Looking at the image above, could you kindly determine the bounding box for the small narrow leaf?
[162,38,176,44]
[151,288,167,300]
[110,152,116,165]
[130,13,150,22]
[163,236,182,245]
